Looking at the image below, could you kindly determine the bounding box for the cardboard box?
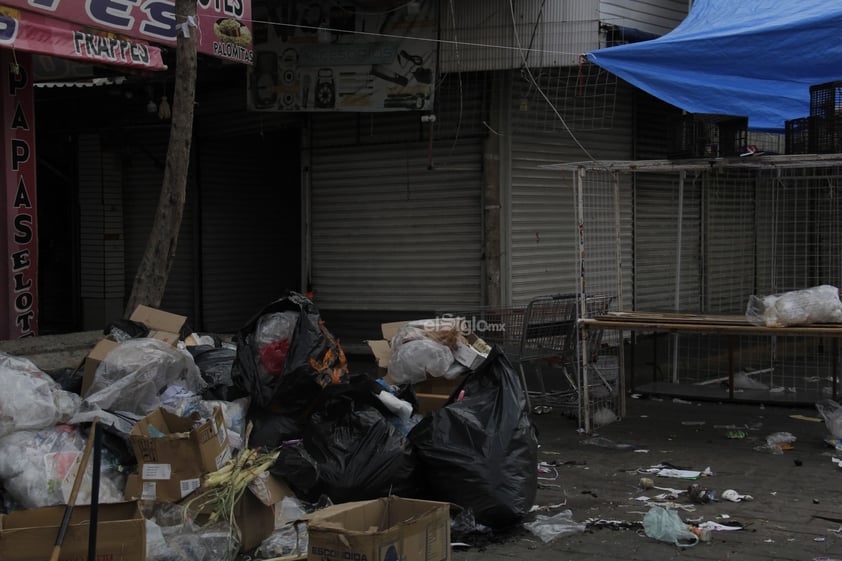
[124,407,230,503]
[0,501,145,561]
[307,496,451,561]
[81,305,188,396]
[366,319,485,414]
[81,337,121,396]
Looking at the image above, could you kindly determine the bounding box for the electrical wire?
[197,12,592,60]
[507,0,598,163]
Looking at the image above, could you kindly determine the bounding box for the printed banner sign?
[0,0,253,65]
[1,51,38,338]
[247,0,437,112]
[0,6,165,70]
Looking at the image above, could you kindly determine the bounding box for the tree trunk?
[124,0,198,317]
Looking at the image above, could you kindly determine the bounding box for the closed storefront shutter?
[509,71,634,305]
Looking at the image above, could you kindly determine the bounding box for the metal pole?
[672,170,686,383]
[612,170,626,416]
[575,166,590,432]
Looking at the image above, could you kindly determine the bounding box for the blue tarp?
[587,0,842,131]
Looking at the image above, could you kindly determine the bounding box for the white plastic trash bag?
[746,285,842,327]
[0,426,125,508]
[83,338,207,415]
[387,338,454,384]
[0,352,81,438]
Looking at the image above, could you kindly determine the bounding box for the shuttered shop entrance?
[509,73,634,305]
[308,136,483,313]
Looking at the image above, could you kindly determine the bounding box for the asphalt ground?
[454,395,842,561]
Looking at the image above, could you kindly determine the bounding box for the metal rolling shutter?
[509,73,634,305]
[308,136,483,311]
[196,130,301,333]
[78,134,124,328]
[121,126,195,319]
[702,169,756,313]
[633,172,701,312]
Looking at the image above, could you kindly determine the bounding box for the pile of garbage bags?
[0,290,538,561]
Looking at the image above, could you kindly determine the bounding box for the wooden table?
[580,311,842,400]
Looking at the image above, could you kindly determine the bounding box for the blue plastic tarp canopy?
[587,0,842,131]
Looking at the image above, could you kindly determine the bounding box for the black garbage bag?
[248,407,305,450]
[270,379,420,503]
[408,348,538,529]
[188,344,238,400]
[231,291,348,414]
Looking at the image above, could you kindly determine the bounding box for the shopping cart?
[440,293,616,419]
[439,294,580,410]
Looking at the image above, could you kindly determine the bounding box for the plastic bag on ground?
[642,506,698,547]
[746,285,842,327]
[255,522,308,559]
[0,352,81,437]
[816,399,842,439]
[231,291,348,414]
[83,338,207,414]
[408,348,538,529]
[524,510,587,543]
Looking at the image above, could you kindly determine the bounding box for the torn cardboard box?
[0,501,145,561]
[124,406,230,503]
[307,496,451,561]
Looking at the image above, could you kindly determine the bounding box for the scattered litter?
[672,398,694,405]
[642,506,698,547]
[721,489,753,502]
[758,431,796,454]
[634,449,650,453]
[584,518,643,531]
[529,501,568,513]
[816,399,842,438]
[726,430,747,439]
[687,484,717,504]
[732,371,769,390]
[592,407,618,426]
[581,436,641,450]
[641,464,713,480]
[523,510,586,543]
[789,414,822,423]
[697,520,744,532]
[814,537,827,542]
[681,421,705,426]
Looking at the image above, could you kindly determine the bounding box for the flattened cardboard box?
[307,496,451,561]
[125,406,230,503]
[81,304,188,396]
[0,501,145,561]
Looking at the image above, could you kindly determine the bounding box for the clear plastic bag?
[387,338,454,384]
[642,506,698,547]
[0,352,81,437]
[0,425,125,508]
[255,522,308,559]
[83,338,207,414]
[746,285,842,327]
[816,399,842,439]
[523,510,586,543]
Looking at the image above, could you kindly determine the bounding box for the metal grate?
[563,159,842,409]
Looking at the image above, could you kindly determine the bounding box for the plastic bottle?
[376,391,413,421]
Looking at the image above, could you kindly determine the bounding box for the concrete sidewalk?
[0,330,101,372]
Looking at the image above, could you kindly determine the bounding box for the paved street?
[454,396,841,561]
